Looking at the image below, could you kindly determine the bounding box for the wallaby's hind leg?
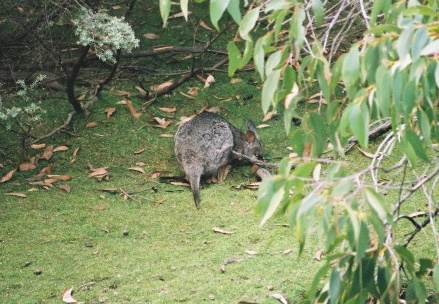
[217,165,232,183]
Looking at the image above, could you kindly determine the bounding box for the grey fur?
[174,111,263,209]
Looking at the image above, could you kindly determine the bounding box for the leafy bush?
[161,0,439,302]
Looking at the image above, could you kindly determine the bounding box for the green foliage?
[160,0,439,302]
[73,8,139,63]
[0,75,46,136]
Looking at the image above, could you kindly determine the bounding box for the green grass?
[1,2,438,303]
[0,70,323,303]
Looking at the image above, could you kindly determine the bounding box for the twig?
[31,111,75,144]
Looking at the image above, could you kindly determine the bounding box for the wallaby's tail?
[189,176,201,209]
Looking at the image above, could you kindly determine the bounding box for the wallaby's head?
[243,120,264,161]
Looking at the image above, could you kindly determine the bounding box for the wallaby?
[174,111,263,209]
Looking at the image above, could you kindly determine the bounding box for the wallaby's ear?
[246,131,255,144]
[246,120,259,142]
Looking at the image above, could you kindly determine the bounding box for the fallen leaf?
[125,99,142,120]
[115,90,131,97]
[245,249,257,255]
[28,181,53,188]
[135,86,148,98]
[5,192,27,198]
[313,249,323,261]
[128,167,145,174]
[169,11,192,19]
[43,145,54,160]
[73,147,80,157]
[159,107,176,113]
[152,80,173,92]
[47,175,72,181]
[357,147,375,158]
[230,78,242,84]
[44,178,58,184]
[283,248,293,255]
[59,184,71,193]
[257,124,270,129]
[272,293,288,304]
[213,227,234,235]
[262,111,276,122]
[151,170,170,178]
[86,122,97,128]
[38,166,52,175]
[105,107,116,118]
[19,163,36,171]
[31,143,46,149]
[205,106,223,114]
[134,148,145,154]
[187,87,199,96]
[152,117,173,129]
[53,145,69,152]
[171,181,190,187]
[62,288,83,304]
[143,33,160,39]
[199,20,214,31]
[204,74,215,88]
[160,134,174,138]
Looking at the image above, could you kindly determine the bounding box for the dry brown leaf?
[62,288,83,304]
[125,99,142,120]
[230,78,242,84]
[160,134,174,138]
[105,107,116,118]
[143,33,160,39]
[257,124,270,129]
[357,147,376,158]
[19,163,36,171]
[29,155,41,165]
[59,184,71,193]
[128,167,145,174]
[135,86,148,98]
[204,74,215,88]
[179,91,197,99]
[159,107,176,113]
[272,293,288,304]
[44,178,58,184]
[31,143,46,149]
[171,181,190,187]
[5,192,27,198]
[283,248,293,254]
[77,91,87,101]
[262,111,276,122]
[73,147,80,157]
[152,80,173,92]
[53,145,69,152]
[151,170,170,178]
[112,5,121,10]
[28,181,53,188]
[85,121,97,128]
[199,20,214,31]
[38,166,52,175]
[47,175,72,181]
[87,167,109,178]
[205,106,223,114]
[187,87,199,96]
[213,227,234,235]
[169,11,192,19]
[1,169,16,183]
[115,90,131,97]
[152,117,173,129]
[313,249,323,261]
[133,148,145,154]
[245,249,257,255]
[43,145,54,160]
